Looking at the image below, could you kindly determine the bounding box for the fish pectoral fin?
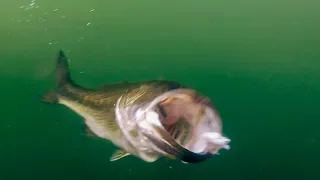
[181,161,189,164]
[110,149,130,161]
[82,124,97,137]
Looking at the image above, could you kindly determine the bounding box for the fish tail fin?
[55,50,73,87]
[41,90,58,104]
[41,50,73,104]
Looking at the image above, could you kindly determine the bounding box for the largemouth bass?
[41,50,230,163]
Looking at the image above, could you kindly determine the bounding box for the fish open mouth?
[156,95,210,150]
[152,89,230,154]
[115,88,230,162]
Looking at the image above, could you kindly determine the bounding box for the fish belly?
[59,99,110,138]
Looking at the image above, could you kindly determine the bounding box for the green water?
[1,0,319,179]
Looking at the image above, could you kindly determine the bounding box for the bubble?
[90,9,95,12]
[86,22,91,26]
[53,9,59,12]
[78,37,85,42]
[23,0,39,10]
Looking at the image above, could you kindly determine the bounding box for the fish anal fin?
[110,149,130,161]
[82,124,97,137]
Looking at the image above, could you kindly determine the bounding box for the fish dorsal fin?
[110,149,130,161]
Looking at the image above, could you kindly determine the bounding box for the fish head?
[157,89,229,153]
[115,88,230,163]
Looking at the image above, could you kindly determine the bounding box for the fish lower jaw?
[185,132,231,154]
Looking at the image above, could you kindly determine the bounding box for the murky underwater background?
[1,0,320,179]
